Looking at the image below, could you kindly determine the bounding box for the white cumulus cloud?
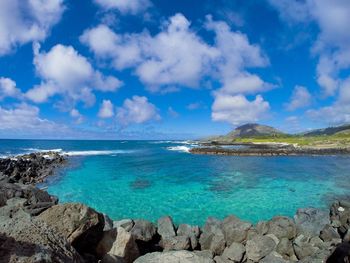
[0,77,22,100]
[116,96,160,126]
[25,43,122,107]
[98,100,114,118]
[0,0,65,55]
[286,85,312,111]
[211,94,270,126]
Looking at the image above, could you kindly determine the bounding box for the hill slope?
[226,123,285,138]
[304,124,350,136]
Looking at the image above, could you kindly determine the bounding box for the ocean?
[1,139,349,225]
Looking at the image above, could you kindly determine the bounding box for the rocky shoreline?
[190,143,350,156]
[1,152,350,262]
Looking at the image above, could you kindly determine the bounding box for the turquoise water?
[1,139,350,225]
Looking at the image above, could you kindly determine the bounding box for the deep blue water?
[1,139,350,225]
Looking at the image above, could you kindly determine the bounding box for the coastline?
[0,152,349,262]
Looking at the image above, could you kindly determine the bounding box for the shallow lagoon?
[1,139,349,225]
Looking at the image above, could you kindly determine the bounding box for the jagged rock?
[131,220,157,242]
[160,236,191,251]
[221,242,245,262]
[294,208,330,237]
[326,242,350,263]
[246,235,276,262]
[0,200,82,263]
[194,250,214,259]
[267,216,296,240]
[293,235,319,260]
[108,227,140,263]
[101,254,125,263]
[134,250,215,263]
[246,228,259,240]
[320,224,340,242]
[157,216,176,238]
[103,214,114,231]
[199,217,226,255]
[276,237,296,260]
[38,203,104,255]
[177,224,200,249]
[222,215,252,245]
[330,201,350,236]
[0,191,6,207]
[114,219,134,232]
[96,228,118,256]
[213,255,232,263]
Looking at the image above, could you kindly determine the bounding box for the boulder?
[326,242,350,263]
[221,242,245,262]
[275,237,296,260]
[199,217,226,255]
[221,215,252,245]
[157,216,176,238]
[245,235,276,262]
[177,224,200,249]
[108,227,140,263]
[256,221,269,235]
[0,201,82,263]
[114,219,134,232]
[134,250,215,263]
[0,191,6,207]
[96,228,118,256]
[294,208,330,237]
[319,224,340,242]
[103,214,114,231]
[160,236,191,251]
[267,216,296,240]
[293,235,319,260]
[259,252,290,263]
[213,256,232,263]
[131,220,157,242]
[330,201,350,236]
[38,203,104,255]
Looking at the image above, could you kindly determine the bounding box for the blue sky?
[0,0,350,139]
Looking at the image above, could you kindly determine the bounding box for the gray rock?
[38,203,104,255]
[213,256,232,263]
[222,215,252,245]
[134,250,215,263]
[222,242,245,262]
[101,254,125,263]
[96,228,118,256]
[114,219,134,232]
[256,221,269,235]
[0,202,82,263]
[259,252,290,263]
[294,208,330,237]
[160,236,191,251]
[103,214,114,231]
[108,227,140,263]
[199,217,226,255]
[157,216,176,238]
[293,235,319,260]
[0,191,7,207]
[246,235,276,262]
[177,224,200,249]
[194,250,214,259]
[267,216,296,240]
[131,219,157,242]
[275,237,295,260]
[319,224,340,242]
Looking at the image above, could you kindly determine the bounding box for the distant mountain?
[226,123,285,138]
[205,123,285,142]
[303,124,350,136]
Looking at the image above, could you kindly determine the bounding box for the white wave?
[23,148,63,153]
[62,150,133,156]
[166,146,191,153]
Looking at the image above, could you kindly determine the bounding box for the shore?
[0,152,349,262]
[190,142,350,156]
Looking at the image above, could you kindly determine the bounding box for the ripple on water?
[130,178,152,190]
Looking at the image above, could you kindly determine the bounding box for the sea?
[1,139,349,226]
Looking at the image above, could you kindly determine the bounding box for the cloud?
[94,0,152,14]
[0,103,69,133]
[116,96,160,126]
[0,77,22,100]
[269,0,350,97]
[98,99,114,118]
[285,85,312,111]
[25,43,122,107]
[167,107,179,118]
[0,0,65,55]
[187,102,204,110]
[70,108,84,124]
[211,94,270,126]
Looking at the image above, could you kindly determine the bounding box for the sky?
[0,0,350,139]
